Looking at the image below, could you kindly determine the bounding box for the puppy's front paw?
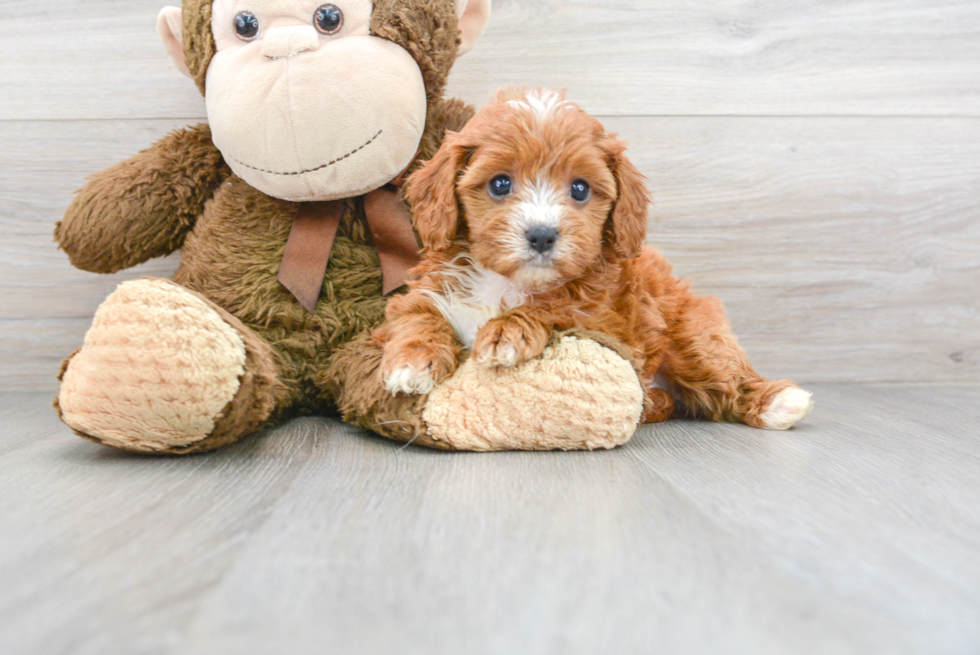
[381,344,457,396]
[473,318,549,369]
[384,363,437,396]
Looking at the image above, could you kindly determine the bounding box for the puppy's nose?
[526,226,558,254]
[262,26,320,59]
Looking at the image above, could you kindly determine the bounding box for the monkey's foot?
[324,330,644,451]
[56,278,281,454]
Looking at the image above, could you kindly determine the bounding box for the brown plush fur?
[318,332,443,448]
[377,91,802,427]
[55,0,476,450]
[54,125,227,274]
[181,0,215,94]
[370,0,461,101]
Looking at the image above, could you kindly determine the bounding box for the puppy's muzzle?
[525,226,558,254]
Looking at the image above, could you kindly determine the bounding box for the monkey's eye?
[234,11,260,41]
[488,175,513,198]
[570,179,591,203]
[314,4,344,34]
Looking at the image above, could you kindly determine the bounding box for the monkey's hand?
[55,124,227,274]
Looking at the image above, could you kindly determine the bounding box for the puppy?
[374,88,813,429]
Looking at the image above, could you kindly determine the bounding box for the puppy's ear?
[603,137,651,259]
[406,135,465,252]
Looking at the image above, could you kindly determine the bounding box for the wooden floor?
[1,385,978,654]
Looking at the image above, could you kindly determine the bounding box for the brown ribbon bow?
[277,172,421,313]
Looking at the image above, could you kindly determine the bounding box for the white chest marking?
[423,262,529,349]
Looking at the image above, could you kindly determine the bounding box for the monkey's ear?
[603,137,651,259]
[406,136,465,252]
[158,7,192,79]
[455,0,492,56]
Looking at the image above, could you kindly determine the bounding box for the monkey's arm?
[55,123,228,274]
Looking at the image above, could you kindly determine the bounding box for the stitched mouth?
[231,129,383,176]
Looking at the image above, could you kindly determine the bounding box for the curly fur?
[378,89,813,428]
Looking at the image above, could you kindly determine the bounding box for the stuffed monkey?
[53,0,647,453]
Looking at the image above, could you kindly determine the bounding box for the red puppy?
[374,88,813,429]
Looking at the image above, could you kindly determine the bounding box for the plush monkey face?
[159,0,491,202]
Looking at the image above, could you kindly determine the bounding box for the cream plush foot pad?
[58,279,247,452]
[422,336,644,451]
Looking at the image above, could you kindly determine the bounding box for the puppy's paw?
[473,317,549,369]
[476,341,521,368]
[760,387,814,430]
[384,363,437,396]
[381,344,457,396]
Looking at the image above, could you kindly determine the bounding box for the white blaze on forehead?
[512,178,565,231]
[494,177,568,279]
[496,178,567,287]
[506,88,570,120]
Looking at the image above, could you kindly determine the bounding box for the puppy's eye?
[234,11,260,41]
[489,175,513,198]
[570,179,591,203]
[314,4,344,34]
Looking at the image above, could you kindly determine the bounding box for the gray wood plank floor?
[1,385,978,655]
